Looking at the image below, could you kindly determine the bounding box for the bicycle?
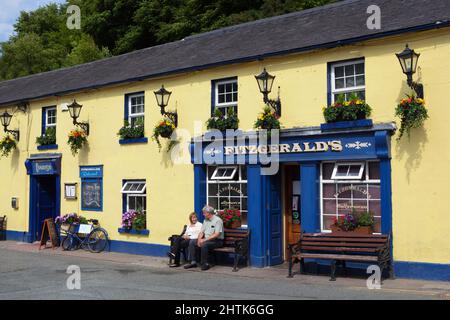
[60,219,109,253]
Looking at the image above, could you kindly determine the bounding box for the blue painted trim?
[109,240,168,257]
[2,21,450,109]
[194,165,207,223]
[380,159,393,235]
[28,175,37,243]
[5,230,29,242]
[394,261,450,282]
[321,119,373,131]
[247,165,265,267]
[119,137,148,145]
[118,228,150,236]
[41,107,46,136]
[300,162,320,233]
[37,144,58,150]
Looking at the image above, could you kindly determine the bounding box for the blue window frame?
[211,77,238,116]
[124,92,145,127]
[41,106,57,134]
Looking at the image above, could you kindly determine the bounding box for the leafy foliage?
[323,93,372,123]
[152,118,176,152]
[36,127,56,146]
[206,108,239,131]
[67,128,88,155]
[395,95,429,140]
[254,106,281,131]
[117,119,145,140]
[0,135,17,157]
[0,0,338,80]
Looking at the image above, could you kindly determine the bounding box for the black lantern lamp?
[0,110,19,141]
[255,68,281,116]
[396,44,424,98]
[154,85,178,127]
[67,99,90,135]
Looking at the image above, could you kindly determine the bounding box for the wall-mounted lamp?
[154,85,178,127]
[396,44,424,99]
[0,110,19,141]
[255,68,281,116]
[67,99,90,135]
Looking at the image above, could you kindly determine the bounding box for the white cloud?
[0,0,67,42]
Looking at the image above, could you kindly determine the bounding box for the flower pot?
[330,225,341,233]
[228,220,242,229]
[354,226,373,234]
[160,130,172,138]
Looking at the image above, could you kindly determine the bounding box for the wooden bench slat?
[300,246,379,253]
[301,241,384,248]
[304,233,388,238]
[302,237,387,243]
[298,253,379,262]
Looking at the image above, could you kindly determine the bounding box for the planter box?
[37,144,58,150]
[225,220,242,229]
[118,228,150,235]
[330,225,373,235]
[119,137,148,145]
[321,119,373,131]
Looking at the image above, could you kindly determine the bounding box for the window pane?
[208,183,218,196]
[123,183,132,191]
[226,93,232,102]
[355,63,364,75]
[218,95,225,104]
[336,184,352,198]
[348,165,361,176]
[232,83,237,91]
[335,78,345,89]
[335,66,344,77]
[369,162,380,180]
[323,200,336,215]
[356,75,365,86]
[352,200,368,212]
[345,77,355,87]
[369,200,381,216]
[337,200,353,215]
[241,198,247,211]
[322,184,335,198]
[218,85,224,94]
[352,184,368,199]
[208,197,218,210]
[368,185,381,199]
[373,217,381,233]
[323,215,337,230]
[345,65,354,76]
[335,166,349,177]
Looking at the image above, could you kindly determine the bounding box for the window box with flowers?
[206,108,239,132]
[0,135,17,157]
[67,128,87,155]
[218,208,242,229]
[118,210,149,235]
[36,127,57,150]
[330,211,375,235]
[395,95,428,140]
[117,119,148,145]
[254,106,281,134]
[321,93,372,131]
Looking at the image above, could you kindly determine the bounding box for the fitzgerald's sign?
[223,140,343,155]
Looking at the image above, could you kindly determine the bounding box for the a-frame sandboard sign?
[39,218,59,250]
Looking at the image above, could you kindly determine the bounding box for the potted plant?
[206,108,239,131]
[117,119,144,140]
[152,118,175,152]
[121,210,138,230]
[132,212,146,231]
[322,93,372,127]
[395,95,429,140]
[36,127,56,146]
[218,208,241,229]
[67,128,87,155]
[254,106,281,133]
[0,135,16,157]
[331,213,358,233]
[355,211,375,234]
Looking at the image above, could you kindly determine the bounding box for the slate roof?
[0,0,449,107]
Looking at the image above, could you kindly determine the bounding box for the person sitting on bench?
[168,212,202,267]
[184,205,224,271]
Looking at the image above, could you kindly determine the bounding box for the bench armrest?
[234,238,249,255]
[288,242,301,255]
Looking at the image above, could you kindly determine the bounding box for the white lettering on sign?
[223,140,343,155]
[334,185,372,199]
[217,185,243,196]
[35,163,52,172]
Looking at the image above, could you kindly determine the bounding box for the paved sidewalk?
[0,240,449,299]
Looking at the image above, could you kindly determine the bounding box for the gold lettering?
[330,140,343,152]
[315,142,329,152]
[279,144,290,153]
[291,143,303,153]
[303,142,316,152]
[258,145,268,154]
[270,145,279,153]
[224,146,234,155]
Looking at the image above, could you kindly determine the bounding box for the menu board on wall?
[81,180,102,210]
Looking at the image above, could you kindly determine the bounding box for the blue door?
[267,172,283,266]
[35,176,57,241]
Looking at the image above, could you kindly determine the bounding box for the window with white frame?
[128,93,145,127]
[207,165,247,226]
[121,180,147,216]
[331,60,365,102]
[321,161,381,233]
[214,79,238,115]
[45,107,57,129]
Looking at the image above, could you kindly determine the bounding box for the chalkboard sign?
[81,179,102,210]
[39,218,59,249]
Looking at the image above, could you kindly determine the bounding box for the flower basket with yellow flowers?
[323,93,372,123]
[0,135,17,157]
[254,106,281,132]
[67,128,87,155]
[395,95,428,140]
[152,118,175,152]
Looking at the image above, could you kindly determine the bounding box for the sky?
[0,0,66,42]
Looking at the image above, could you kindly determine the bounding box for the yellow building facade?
[1,1,450,281]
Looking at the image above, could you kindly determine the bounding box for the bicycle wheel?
[87,228,108,253]
[62,236,73,251]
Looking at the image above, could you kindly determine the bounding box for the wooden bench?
[213,228,250,272]
[287,232,392,281]
[0,215,6,241]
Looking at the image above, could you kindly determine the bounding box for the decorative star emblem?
[345,141,372,150]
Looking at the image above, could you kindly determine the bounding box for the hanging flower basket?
[152,118,175,152]
[67,128,87,155]
[0,135,16,157]
[254,106,281,133]
[395,95,429,140]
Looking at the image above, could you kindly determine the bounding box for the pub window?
[213,78,238,116]
[121,180,147,217]
[41,106,57,139]
[128,93,145,127]
[207,165,247,226]
[321,161,381,233]
[330,59,365,102]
